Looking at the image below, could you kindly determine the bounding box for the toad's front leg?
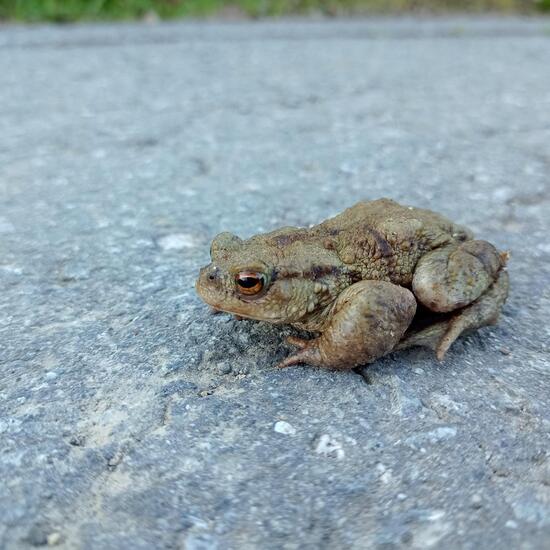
[277,280,416,370]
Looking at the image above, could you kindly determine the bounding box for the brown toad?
[196,199,509,370]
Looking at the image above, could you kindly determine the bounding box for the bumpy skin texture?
[196,199,509,369]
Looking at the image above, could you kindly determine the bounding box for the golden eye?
[235,271,265,296]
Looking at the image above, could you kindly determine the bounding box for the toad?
[196,199,509,370]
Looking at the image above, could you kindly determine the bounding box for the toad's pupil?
[238,277,259,288]
[235,272,265,295]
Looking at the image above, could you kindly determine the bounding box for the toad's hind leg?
[277,280,416,370]
[398,269,509,360]
[412,240,506,313]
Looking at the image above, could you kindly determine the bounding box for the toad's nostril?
[206,267,218,281]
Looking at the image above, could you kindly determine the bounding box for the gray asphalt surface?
[1,17,550,550]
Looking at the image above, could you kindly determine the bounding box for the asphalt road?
[1,17,549,550]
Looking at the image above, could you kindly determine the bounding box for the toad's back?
[315,198,474,285]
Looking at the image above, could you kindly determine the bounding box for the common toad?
[196,199,509,369]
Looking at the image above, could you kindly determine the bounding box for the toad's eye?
[235,271,265,296]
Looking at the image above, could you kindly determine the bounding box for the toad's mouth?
[196,283,287,323]
[210,303,288,324]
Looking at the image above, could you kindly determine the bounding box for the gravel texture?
[1,17,549,550]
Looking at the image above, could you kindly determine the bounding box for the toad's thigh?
[316,280,417,367]
[412,240,505,313]
[278,280,416,369]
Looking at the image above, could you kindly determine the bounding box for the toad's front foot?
[276,281,416,370]
[276,338,323,368]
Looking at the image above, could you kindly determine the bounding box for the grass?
[0,0,548,22]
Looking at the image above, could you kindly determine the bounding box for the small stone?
[45,371,58,380]
[428,393,465,414]
[380,471,392,484]
[470,494,483,508]
[315,434,344,460]
[108,452,123,467]
[69,435,85,447]
[405,426,457,448]
[157,233,196,250]
[339,162,358,175]
[375,462,393,483]
[431,426,458,441]
[397,493,408,500]
[217,362,231,375]
[500,347,511,355]
[274,421,296,435]
[59,264,90,282]
[47,532,62,546]
[505,520,518,529]
[413,368,425,375]
[427,509,446,521]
